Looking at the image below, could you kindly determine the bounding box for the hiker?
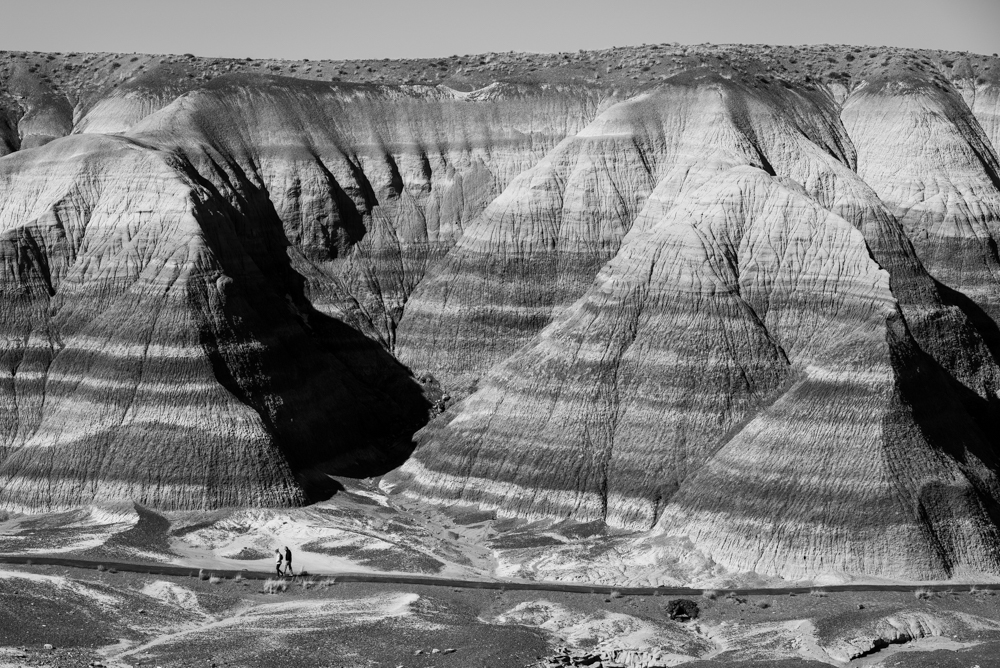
[275,548,283,576]
[283,545,294,577]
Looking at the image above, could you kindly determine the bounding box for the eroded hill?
[1,44,1000,582]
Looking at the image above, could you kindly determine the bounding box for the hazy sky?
[6,0,998,60]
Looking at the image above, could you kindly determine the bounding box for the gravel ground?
[4,564,1000,667]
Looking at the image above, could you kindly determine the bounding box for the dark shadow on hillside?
[179,155,431,502]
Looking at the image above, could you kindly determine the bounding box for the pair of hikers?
[274,546,294,576]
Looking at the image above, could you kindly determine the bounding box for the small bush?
[609,590,624,599]
[809,588,828,598]
[263,578,288,594]
[97,564,106,572]
[914,588,932,600]
[198,569,209,581]
[209,575,223,585]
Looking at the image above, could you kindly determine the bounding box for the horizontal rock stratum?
[1,44,1000,580]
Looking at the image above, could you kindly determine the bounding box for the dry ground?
[3,563,1000,667]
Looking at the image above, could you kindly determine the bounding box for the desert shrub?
[914,588,932,600]
[809,588,828,598]
[209,575,223,585]
[97,564,106,572]
[609,590,624,599]
[263,578,288,594]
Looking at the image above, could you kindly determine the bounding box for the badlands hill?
[1,43,1000,581]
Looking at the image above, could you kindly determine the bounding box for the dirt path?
[4,554,1000,598]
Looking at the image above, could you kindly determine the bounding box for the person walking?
[274,548,283,577]
[283,546,294,577]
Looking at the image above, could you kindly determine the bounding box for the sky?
[5,0,998,60]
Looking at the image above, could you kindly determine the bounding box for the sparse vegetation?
[914,588,932,600]
[263,578,288,594]
[809,588,828,598]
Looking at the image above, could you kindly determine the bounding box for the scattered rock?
[666,598,700,621]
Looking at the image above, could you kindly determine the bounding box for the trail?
[3,555,1000,597]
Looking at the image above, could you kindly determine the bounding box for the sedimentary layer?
[386,69,1000,581]
[2,46,1000,582]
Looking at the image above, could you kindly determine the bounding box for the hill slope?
[1,45,1000,581]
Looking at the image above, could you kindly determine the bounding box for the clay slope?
[0,133,428,511]
[2,45,1000,582]
[0,74,605,511]
[387,73,1000,580]
[123,76,606,351]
